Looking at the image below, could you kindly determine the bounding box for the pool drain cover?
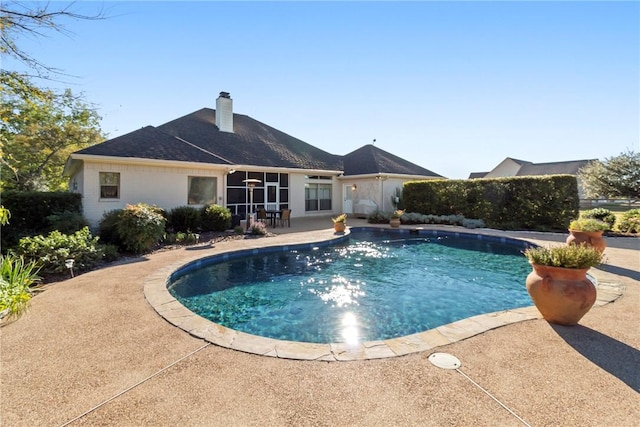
[429,352,461,370]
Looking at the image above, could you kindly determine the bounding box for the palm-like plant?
[0,255,41,320]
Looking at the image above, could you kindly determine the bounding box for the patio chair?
[257,209,268,224]
[279,209,291,227]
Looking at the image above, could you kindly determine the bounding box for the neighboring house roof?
[468,172,488,179]
[342,144,443,177]
[72,107,440,177]
[468,158,594,180]
[516,159,595,176]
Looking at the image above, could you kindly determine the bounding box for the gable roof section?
[342,144,443,177]
[468,172,488,179]
[516,159,595,176]
[158,109,343,171]
[75,126,229,164]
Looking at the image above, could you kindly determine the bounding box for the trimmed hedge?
[1,191,84,252]
[403,175,579,231]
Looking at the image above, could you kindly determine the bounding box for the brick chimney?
[215,91,233,133]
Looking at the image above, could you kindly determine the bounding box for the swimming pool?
[168,228,533,344]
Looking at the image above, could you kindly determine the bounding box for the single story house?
[64,92,443,226]
[469,157,595,199]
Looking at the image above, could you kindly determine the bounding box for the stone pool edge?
[143,227,624,362]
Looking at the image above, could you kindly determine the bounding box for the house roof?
[75,125,229,164]
[342,144,443,177]
[468,172,488,179]
[516,159,595,176]
[466,158,595,180]
[158,109,343,170]
[72,107,440,177]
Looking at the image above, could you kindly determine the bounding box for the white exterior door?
[343,184,353,214]
[266,183,278,210]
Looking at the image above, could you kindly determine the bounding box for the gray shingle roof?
[342,144,443,177]
[76,126,229,165]
[516,159,595,176]
[158,109,343,170]
[74,108,440,177]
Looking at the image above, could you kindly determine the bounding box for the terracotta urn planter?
[566,230,606,253]
[389,218,401,228]
[333,222,346,233]
[525,264,597,326]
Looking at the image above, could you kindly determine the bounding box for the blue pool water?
[168,229,533,344]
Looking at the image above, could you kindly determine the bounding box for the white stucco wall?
[78,161,225,226]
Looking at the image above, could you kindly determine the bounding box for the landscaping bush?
[1,191,84,253]
[168,206,201,232]
[615,209,640,234]
[249,221,268,236]
[0,254,41,320]
[403,175,579,231]
[115,204,166,254]
[15,227,105,275]
[46,211,89,234]
[580,208,616,229]
[201,204,231,231]
[98,209,123,247]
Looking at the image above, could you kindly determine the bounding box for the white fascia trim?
[67,155,344,176]
[69,154,231,171]
[338,173,444,180]
[223,164,344,176]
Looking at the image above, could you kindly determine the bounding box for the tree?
[1,72,105,191]
[1,2,105,77]
[578,150,640,202]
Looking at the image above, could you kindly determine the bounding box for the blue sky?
[7,1,639,179]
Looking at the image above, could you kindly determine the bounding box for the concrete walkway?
[1,218,638,426]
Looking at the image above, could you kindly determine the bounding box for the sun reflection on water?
[340,312,360,345]
[308,275,365,307]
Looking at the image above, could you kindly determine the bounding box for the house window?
[188,177,217,205]
[99,172,120,199]
[305,183,332,212]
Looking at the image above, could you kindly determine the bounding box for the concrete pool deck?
[1,218,638,426]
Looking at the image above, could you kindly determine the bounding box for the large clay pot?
[526,264,597,326]
[566,230,606,253]
[333,222,346,233]
[389,218,401,228]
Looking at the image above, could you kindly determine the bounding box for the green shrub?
[1,191,84,253]
[234,226,245,235]
[615,209,640,234]
[175,231,199,245]
[367,211,388,224]
[403,175,579,231]
[201,204,231,231]
[580,208,616,229]
[98,209,123,247]
[15,227,104,274]
[116,204,166,254]
[0,254,41,320]
[46,211,89,234]
[168,206,201,232]
[569,218,609,232]
[249,221,268,236]
[523,244,604,269]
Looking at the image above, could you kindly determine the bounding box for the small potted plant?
[389,209,404,228]
[332,213,347,233]
[566,218,609,253]
[523,244,604,325]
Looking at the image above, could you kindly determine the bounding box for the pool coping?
[143,226,624,361]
